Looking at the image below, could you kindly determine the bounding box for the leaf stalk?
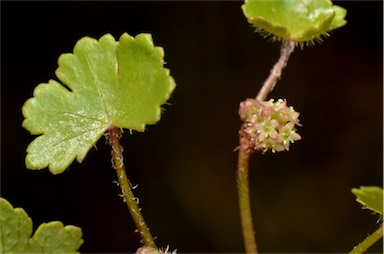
[256,40,295,101]
[108,127,156,248]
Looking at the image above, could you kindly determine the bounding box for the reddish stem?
[256,40,295,102]
[237,128,258,253]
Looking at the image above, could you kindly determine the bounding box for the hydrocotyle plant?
[16,1,379,253]
[237,0,346,253]
[22,33,175,250]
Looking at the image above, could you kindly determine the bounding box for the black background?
[1,1,383,253]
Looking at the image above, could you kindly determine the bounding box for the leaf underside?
[0,197,83,253]
[352,186,383,216]
[22,33,176,174]
[242,0,347,45]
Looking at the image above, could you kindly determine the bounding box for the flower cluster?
[239,98,301,153]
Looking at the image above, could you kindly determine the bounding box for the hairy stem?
[237,40,296,253]
[256,40,295,101]
[108,127,156,248]
[237,128,257,254]
[348,223,383,254]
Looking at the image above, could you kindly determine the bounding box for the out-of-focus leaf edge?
[0,197,84,253]
[352,186,383,216]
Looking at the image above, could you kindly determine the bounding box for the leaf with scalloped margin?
[22,33,176,174]
[0,197,83,253]
[352,186,383,216]
[242,0,347,45]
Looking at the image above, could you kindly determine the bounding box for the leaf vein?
[85,53,110,122]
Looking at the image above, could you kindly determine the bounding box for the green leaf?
[242,0,347,45]
[22,33,176,174]
[352,186,383,216]
[0,197,83,253]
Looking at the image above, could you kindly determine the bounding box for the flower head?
[239,98,301,153]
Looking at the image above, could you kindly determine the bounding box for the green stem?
[348,223,383,254]
[237,128,258,254]
[108,127,156,248]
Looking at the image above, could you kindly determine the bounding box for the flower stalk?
[237,128,257,253]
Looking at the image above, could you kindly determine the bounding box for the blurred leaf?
[0,197,83,253]
[22,33,176,174]
[352,186,383,216]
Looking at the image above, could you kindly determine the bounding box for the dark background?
[1,1,383,253]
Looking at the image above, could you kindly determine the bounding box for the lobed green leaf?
[22,33,176,174]
[0,197,83,253]
[242,0,347,45]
